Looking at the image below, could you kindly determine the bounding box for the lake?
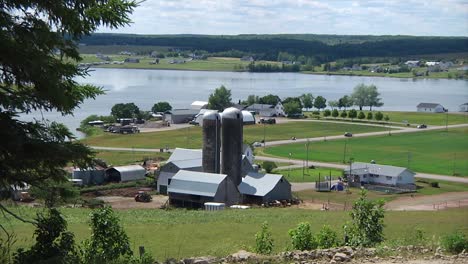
[21,68,468,138]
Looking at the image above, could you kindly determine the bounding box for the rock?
[229,250,256,262]
[422,248,430,254]
[332,252,350,262]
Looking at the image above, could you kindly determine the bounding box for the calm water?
[21,68,468,138]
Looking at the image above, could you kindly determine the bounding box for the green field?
[81,55,281,71]
[2,206,468,260]
[274,167,343,183]
[265,128,468,176]
[83,121,390,149]
[94,151,169,166]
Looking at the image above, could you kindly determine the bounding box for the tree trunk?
[359,106,362,111]
[370,105,373,111]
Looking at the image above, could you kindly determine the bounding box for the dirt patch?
[95,195,168,209]
[385,191,468,211]
[82,187,148,198]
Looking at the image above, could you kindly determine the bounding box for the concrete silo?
[221,107,243,186]
[202,111,221,173]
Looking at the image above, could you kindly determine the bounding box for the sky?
[98,0,468,36]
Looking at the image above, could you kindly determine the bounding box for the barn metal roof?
[170,159,202,169]
[416,103,442,108]
[168,170,227,197]
[246,104,274,110]
[108,165,145,173]
[345,162,414,177]
[167,148,202,162]
[238,172,286,196]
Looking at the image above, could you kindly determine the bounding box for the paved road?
[256,155,468,184]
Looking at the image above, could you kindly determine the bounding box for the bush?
[289,222,316,250]
[375,111,384,121]
[323,109,331,117]
[430,182,440,188]
[367,112,373,120]
[331,109,339,118]
[262,161,277,173]
[315,225,340,249]
[358,111,365,120]
[344,190,385,247]
[340,110,347,118]
[83,207,133,263]
[255,222,274,255]
[441,231,468,254]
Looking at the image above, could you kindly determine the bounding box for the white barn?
[416,103,445,113]
[344,162,415,188]
[246,102,285,117]
[459,103,468,112]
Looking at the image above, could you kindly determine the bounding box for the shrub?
[340,110,347,118]
[289,222,316,250]
[14,209,80,264]
[255,222,274,255]
[262,161,277,173]
[331,109,339,118]
[366,112,373,120]
[441,231,468,254]
[348,109,357,120]
[315,225,340,249]
[430,182,440,188]
[83,206,133,263]
[358,111,365,120]
[323,109,331,117]
[344,190,385,247]
[375,111,384,121]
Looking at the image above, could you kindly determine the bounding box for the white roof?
[109,165,145,173]
[345,162,414,177]
[241,110,255,122]
[167,148,202,163]
[191,101,208,109]
[238,172,286,196]
[168,170,227,197]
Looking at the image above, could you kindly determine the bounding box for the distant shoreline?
[87,65,462,80]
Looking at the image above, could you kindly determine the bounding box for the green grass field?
[265,128,468,176]
[3,206,468,260]
[81,55,281,71]
[82,121,390,149]
[274,167,343,182]
[94,151,169,166]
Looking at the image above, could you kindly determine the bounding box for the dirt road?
[385,191,468,211]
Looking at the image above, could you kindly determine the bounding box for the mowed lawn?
[94,151,170,166]
[274,167,343,183]
[82,122,390,149]
[265,128,468,176]
[362,111,467,126]
[4,206,468,261]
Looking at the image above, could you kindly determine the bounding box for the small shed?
[416,103,445,113]
[238,172,292,204]
[459,103,468,112]
[72,168,105,185]
[168,170,240,208]
[105,165,146,182]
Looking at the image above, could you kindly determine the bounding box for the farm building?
[190,101,208,110]
[246,102,285,117]
[168,170,241,208]
[105,165,146,182]
[192,110,255,125]
[72,168,105,185]
[416,103,445,113]
[459,103,468,112]
[238,172,292,204]
[164,109,199,124]
[344,162,415,189]
[124,58,140,63]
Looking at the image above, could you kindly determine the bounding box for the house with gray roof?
[168,170,241,208]
[459,103,468,112]
[344,162,415,188]
[246,102,285,117]
[416,103,445,113]
[238,172,291,203]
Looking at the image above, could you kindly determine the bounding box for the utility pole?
[306,139,310,168]
[263,122,266,148]
[445,109,449,132]
[288,152,292,178]
[343,139,348,163]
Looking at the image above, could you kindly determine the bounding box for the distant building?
[246,102,285,117]
[105,165,146,182]
[190,101,208,110]
[404,60,420,68]
[238,172,292,204]
[124,58,140,63]
[416,103,445,113]
[425,61,440,66]
[72,168,105,185]
[164,109,199,124]
[459,103,468,112]
[193,110,255,126]
[344,162,415,189]
[240,56,254,62]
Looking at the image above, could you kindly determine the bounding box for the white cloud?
[98,0,468,36]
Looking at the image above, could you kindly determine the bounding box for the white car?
[252,142,262,147]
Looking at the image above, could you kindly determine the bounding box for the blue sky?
[100,0,468,36]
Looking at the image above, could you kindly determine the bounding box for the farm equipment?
[134,191,152,203]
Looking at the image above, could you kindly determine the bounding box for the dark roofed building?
[164,109,199,124]
[105,165,146,182]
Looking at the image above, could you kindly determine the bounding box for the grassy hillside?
[265,128,468,176]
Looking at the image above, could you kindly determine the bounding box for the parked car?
[259,118,276,124]
[417,124,427,129]
[344,132,353,137]
[252,142,262,147]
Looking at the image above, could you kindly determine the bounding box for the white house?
[404,60,420,68]
[246,102,285,117]
[459,103,468,112]
[344,162,415,187]
[416,103,445,113]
